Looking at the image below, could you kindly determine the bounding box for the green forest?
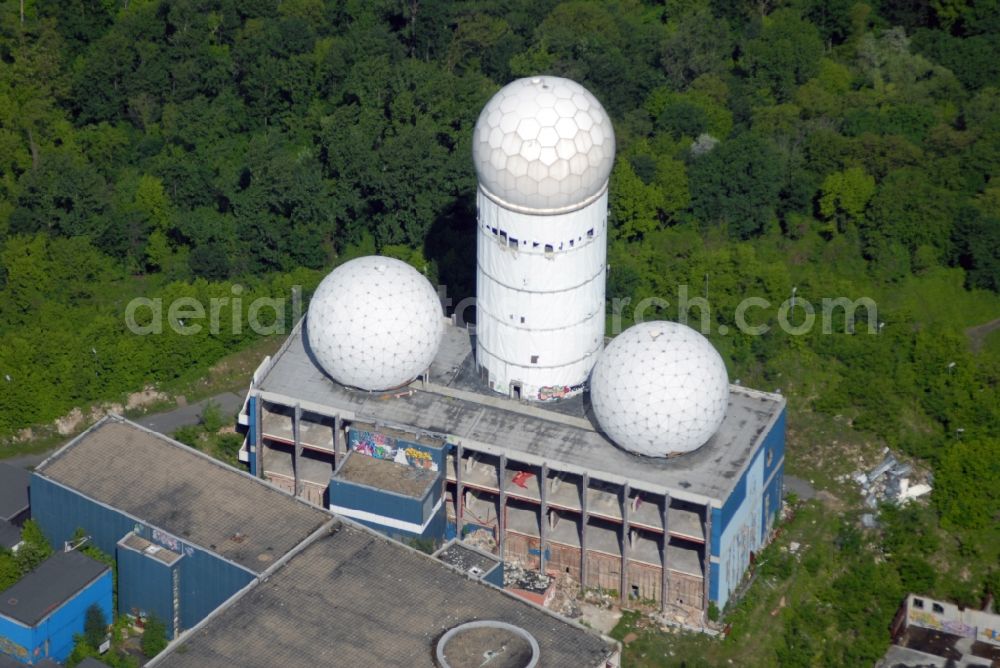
[0,0,998,665]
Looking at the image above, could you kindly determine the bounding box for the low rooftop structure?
[335,450,437,499]
[883,594,1000,667]
[0,550,109,627]
[35,418,330,574]
[149,521,617,668]
[0,464,30,525]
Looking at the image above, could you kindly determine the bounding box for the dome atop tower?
[472,76,615,213]
[306,256,444,391]
[589,321,729,457]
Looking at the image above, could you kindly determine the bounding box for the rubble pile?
[463,528,497,554]
[503,562,551,593]
[544,572,582,618]
[837,448,933,527]
[582,588,616,609]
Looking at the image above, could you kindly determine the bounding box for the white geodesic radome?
[472,76,615,213]
[590,321,729,457]
[306,256,443,391]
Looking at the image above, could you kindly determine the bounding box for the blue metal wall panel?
[0,568,112,665]
[483,563,504,588]
[33,569,113,663]
[709,561,720,602]
[761,409,786,483]
[0,615,33,663]
[30,476,254,634]
[116,544,175,632]
[349,504,446,543]
[248,396,258,477]
[177,550,253,630]
[328,478,430,526]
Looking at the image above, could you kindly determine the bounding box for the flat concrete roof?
[0,463,30,521]
[0,550,108,627]
[435,540,501,575]
[35,418,330,574]
[152,521,615,668]
[255,320,785,505]
[334,451,438,499]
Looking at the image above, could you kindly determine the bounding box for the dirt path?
[966,315,1000,353]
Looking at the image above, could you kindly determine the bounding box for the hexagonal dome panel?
[590,321,729,457]
[472,76,616,212]
[306,256,444,391]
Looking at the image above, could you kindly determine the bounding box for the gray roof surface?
[154,522,614,668]
[257,320,785,505]
[0,520,20,550]
[334,451,438,498]
[35,418,330,574]
[435,540,501,575]
[0,550,109,626]
[0,463,30,521]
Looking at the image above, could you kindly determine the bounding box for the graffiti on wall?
[0,637,28,660]
[537,383,583,402]
[351,430,438,471]
[943,620,977,638]
[910,610,944,631]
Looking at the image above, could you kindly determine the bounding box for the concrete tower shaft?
[472,76,615,402]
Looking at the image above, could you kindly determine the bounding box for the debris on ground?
[544,572,582,618]
[503,562,551,593]
[837,450,934,527]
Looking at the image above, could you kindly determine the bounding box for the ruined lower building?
[238,320,786,622]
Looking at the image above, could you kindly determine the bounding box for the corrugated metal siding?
[0,569,112,665]
[117,544,176,634]
[30,476,254,635]
[328,480,428,525]
[34,569,113,663]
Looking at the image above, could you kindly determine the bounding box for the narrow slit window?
[587,228,594,238]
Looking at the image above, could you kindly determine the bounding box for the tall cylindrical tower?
[472,76,615,401]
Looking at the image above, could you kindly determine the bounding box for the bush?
[84,603,108,650]
[141,615,168,657]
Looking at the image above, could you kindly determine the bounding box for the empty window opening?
[508,236,518,248]
[511,383,522,400]
[569,239,574,247]
[587,228,594,238]
[914,598,924,609]
[490,227,498,235]
[932,603,944,613]
[500,230,507,243]
[532,241,540,248]
[630,585,640,600]
[544,244,554,255]
[520,316,525,324]
[530,355,539,364]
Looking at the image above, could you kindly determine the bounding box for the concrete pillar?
[455,443,464,539]
[254,397,264,478]
[498,454,507,561]
[581,472,589,588]
[333,415,344,473]
[539,463,549,575]
[293,403,303,498]
[661,494,670,612]
[620,482,630,606]
[703,505,712,621]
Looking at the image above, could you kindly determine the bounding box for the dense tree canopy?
[0,1,999,664]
